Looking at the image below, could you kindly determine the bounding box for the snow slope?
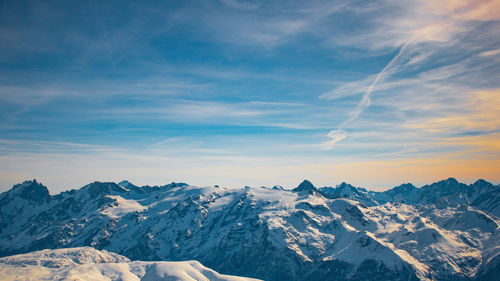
[1,178,499,281]
[0,247,260,281]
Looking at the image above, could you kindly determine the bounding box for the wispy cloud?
[332,0,498,50]
[199,1,346,47]
[422,0,500,21]
[479,48,500,57]
[320,0,500,149]
[219,0,260,11]
[406,89,500,133]
[1,0,499,190]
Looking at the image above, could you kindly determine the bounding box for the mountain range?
[0,178,499,280]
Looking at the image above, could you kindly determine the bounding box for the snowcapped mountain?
[0,247,259,281]
[0,178,499,280]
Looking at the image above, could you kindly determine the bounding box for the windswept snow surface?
[0,247,260,281]
[1,178,500,280]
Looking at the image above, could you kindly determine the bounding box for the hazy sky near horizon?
[1,0,500,193]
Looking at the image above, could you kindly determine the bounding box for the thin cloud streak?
[323,40,412,150]
[320,0,500,150]
[479,48,500,57]
[1,0,499,189]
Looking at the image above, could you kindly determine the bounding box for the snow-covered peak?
[1,178,500,281]
[292,180,318,194]
[162,182,189,188]
[0,247,260,281]
[83,181,128,198]
[421,177,463,192]
[118,180,136,189]
[0,247,129,268]
[391,183,417,193]
[4,179,51,203]
[336,182,360,195]
[272,185,284,190]
[320,183,379,206]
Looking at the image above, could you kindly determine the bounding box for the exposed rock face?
[293,180,316,193]
[1,179,499,281]
[4,180,51,203]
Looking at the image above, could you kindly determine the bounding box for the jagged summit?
[472,179,492,188]
[392,183,416,192]
[7,179,51,203]
[118,180,136,189]
[319,182,379,206]
[444,177,459,183]
[292,180,317,194]
[272,185,284,190]
[1,177,500,281]
[336,182,360,194]
[83,181,127,197]
[163,182,188,188]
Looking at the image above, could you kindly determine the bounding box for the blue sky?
[1,0,500,193]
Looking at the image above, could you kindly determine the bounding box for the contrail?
[323,40,412,150]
